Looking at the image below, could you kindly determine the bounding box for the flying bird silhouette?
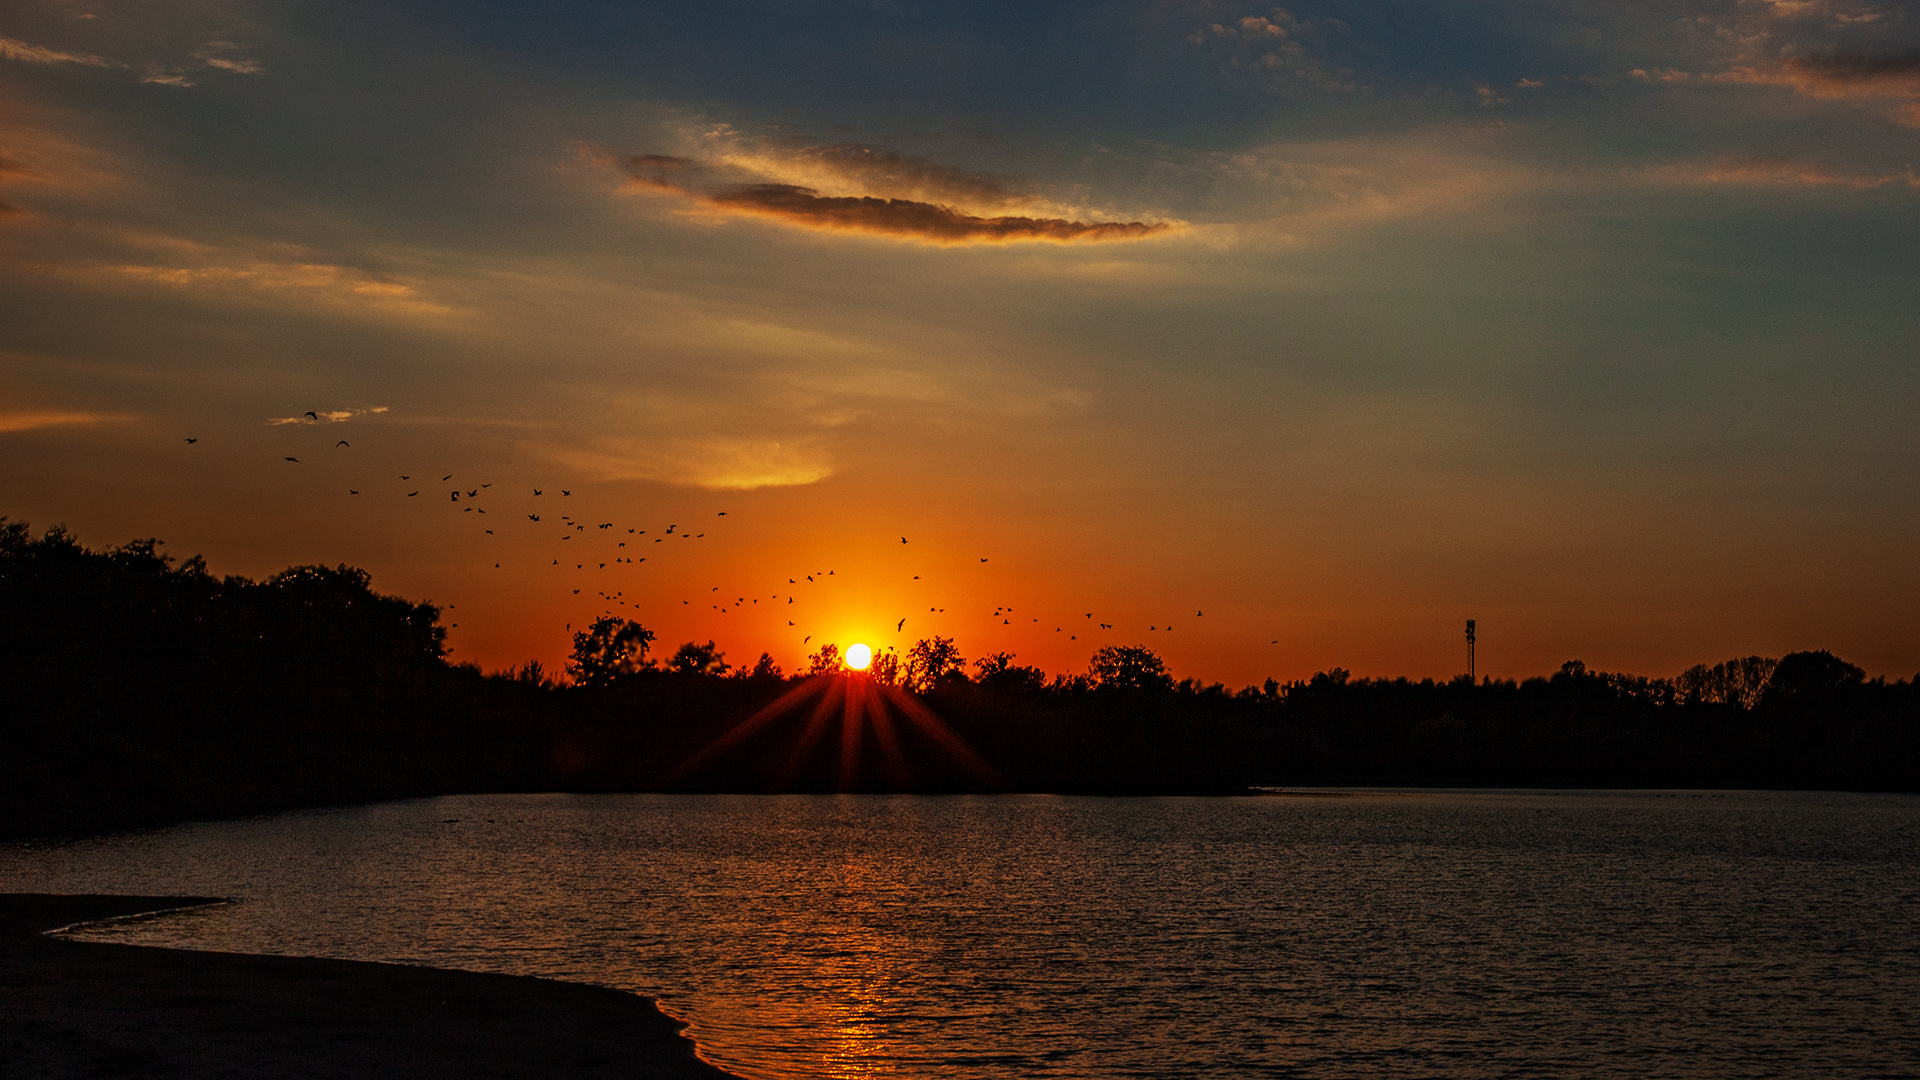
[336,440,349,447]
[901,537,908,544]
[284,456,299,462]
[184,438,196,444]
[407,491,418,497]
[304,411,317,420]
[349,489,358,494]
[534,489,542,495]
[442,475,452,481]
[803,636,811,644]
[717,511,727,516]
[980,558,988,562]
[897,618,906,631]
[400,475,409,480]
[529,514,539,521]
[561,490,570,495]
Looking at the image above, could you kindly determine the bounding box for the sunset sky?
[3,0,1917,685]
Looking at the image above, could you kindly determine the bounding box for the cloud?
[540,436,834,490]
[0,410,126,433]
[1185,7,1357,93]
[1655,156,1919,189]
[266,406,390,426]
[0,37,119,68]
[193,41,264,75]
[609,144,1170,244]
[701,184,1169,243]
[711,142,1026,210]
[75,256,451,314]
[620,153,706,194]
[1712,51,1920,124]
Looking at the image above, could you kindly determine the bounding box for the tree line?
[3,520,1915,836]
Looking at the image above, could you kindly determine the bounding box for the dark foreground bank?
[0,894,739,1080]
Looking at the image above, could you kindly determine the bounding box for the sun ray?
[782,678,846,787]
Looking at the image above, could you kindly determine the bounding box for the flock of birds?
[181,415,1268,662]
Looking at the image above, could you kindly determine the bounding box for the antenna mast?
[1465,619,1476,682]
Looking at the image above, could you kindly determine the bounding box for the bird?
[401,475,410,480]
[482,483,491,488]
[561,490,570,495]
[468,489,477,497]
[184,438,196,444]
[718,511,727,516]
[534,489,542,495]
[980,558,988,562]
[529,514,540,521]
[336,440,349,448]
[304,411,317,421]
[349,489,358,494]
[901,537,908,544]
[806,575,813,582]
[442,475,452,481]
[788,621,795,626]
[573,589,579,594]
[450,492,458,502]
[485,529,493,534]
[897,618,906,631]
[285,456,299,463]
[803,636,811,644]
[1196,611,1203,617]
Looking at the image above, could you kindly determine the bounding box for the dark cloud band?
[704,184,1167,243]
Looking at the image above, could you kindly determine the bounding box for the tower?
[1465,619,1476,682]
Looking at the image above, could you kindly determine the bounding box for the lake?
[5,790,1917,1078]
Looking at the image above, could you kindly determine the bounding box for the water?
[4,791,1918,1079]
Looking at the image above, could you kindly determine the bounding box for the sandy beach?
[0,894,742,1079]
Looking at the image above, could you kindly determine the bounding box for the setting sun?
[845,643,872,671]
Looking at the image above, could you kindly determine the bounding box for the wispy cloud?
[0,37,119,69]
[72,254,452,315]
[266,406,390,426]
[603,138,1172,244]
[1654,155,1920,189]
[540,435,834,490]
[193,40,264,75]
[0,409,127,433]
[1713,50,1920,123]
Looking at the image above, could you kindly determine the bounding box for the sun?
[845,642,872,671]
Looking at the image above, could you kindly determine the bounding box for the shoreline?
[1,893,743,1079]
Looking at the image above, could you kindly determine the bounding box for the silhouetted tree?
[568,617,655,686]
[975,651,1047,693]
[806,643,843,676]
[1763,650,1865,709]
[868,647,902,686]
[1677,655,1778,708]
[736,652,783,681]
[904,636,965,691]
[668,639,729,677]
[1087,645,1172,694]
